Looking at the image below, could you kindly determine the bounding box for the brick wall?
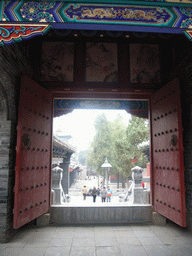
[0,42,32,242]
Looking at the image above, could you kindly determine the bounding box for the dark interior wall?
[0,42,32,242]
[169,36,192,230]
[32,30,175,93]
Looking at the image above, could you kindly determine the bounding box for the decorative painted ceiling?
[54,99,148,118]
[0,0,192,45]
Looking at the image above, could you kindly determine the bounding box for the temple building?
[52,133,76,194]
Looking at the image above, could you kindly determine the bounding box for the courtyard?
[1,222,192,256]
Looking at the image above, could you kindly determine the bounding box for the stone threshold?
[50,205,152,225]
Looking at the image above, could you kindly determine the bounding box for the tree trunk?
[122,173,126,188]
[117,172,119,189]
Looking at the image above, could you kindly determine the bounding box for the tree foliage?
[87,114,113,174]
[87,114,149,178]
[108,114,127,174]
[78,150,88,166]
[115,116,149,177]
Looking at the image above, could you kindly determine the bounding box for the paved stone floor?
[61,195,133,206]
[1,222,192,256]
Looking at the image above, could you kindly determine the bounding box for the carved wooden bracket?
[0,23,51,45]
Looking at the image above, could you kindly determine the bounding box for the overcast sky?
[53,109,131,152]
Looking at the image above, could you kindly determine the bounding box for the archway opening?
[51,104,150,207]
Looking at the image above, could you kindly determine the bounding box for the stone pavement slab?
[0,222,192,256]
[120,245,148,256]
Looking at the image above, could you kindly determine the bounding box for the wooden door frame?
[50,88,153,101]
[149,96,154,207]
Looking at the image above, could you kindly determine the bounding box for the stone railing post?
[131,166,144,204]
[52,165,64,205]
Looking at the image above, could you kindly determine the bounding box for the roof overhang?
[0,0,192,45]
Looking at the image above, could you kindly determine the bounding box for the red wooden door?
[151,78,186,227]
[13,75,52,229]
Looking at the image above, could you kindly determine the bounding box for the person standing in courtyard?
[97,187,100,196]
[106,186,112,202]
[92,186,97,202]
[82,185,87,200]
[101,187,107,202]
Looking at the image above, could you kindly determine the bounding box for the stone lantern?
[101,157,112,188]
[131,166,144,204]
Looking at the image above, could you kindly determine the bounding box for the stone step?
[50,205,152,225]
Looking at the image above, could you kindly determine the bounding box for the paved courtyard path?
[1,222,192,255]
[62,178,135,207]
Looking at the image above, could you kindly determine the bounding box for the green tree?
[78,150,88,166]
[108,115,127,187]
[115,115,149,179]
[87,114,149,186]
[87,114,113,176]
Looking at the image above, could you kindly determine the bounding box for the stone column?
[52,165,64,205]
[131,166,144,204]
[60,159,70,194]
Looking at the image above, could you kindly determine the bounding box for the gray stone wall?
[0,42,32,242]
[50,205,151,225]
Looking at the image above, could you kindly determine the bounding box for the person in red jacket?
[106,186,113,202]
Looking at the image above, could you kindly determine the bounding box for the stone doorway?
[51,107,150,207]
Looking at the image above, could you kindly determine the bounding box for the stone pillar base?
[36,213,50,227]
[53,188,63,204]
[152,211,166,225]
[132,188,144,204]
